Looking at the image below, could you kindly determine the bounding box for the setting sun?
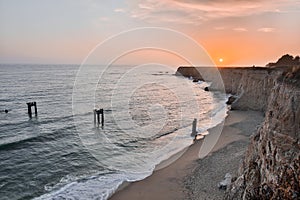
[219,58,224,63]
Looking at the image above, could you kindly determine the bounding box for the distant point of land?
[266,54,300,68]
[266,54,300,83]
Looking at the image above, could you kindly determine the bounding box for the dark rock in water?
[226,96,237,105]
[4,109,8,113]
[193,79,199,82]
[204,87,209,91]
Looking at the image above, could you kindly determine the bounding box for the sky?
[0,0,299,66]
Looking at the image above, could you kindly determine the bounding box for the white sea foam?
[34,93,228,200]
[34,171,151,200]
[0,65,228,200]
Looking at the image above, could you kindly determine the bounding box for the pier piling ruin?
[94,108,104,126]
[26,102,37,118]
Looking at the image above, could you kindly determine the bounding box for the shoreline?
[109,110,264,200]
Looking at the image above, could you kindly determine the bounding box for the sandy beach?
[110,110,264,200]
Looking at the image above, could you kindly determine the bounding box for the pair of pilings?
[27,102,37,118]
[94,109,104,126]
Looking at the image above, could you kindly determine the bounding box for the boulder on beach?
[226,96,237,105]
[218,173,232,190]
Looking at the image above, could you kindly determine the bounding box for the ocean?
[0,64,227,200]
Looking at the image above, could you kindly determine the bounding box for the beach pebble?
[217,173,232,190]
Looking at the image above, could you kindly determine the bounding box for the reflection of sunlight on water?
[69,63,227,200]
[31,27,227,199]
[73,65,227,175]
[129,83,180,138]
[149,103,166,121]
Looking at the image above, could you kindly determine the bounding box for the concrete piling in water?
[93,109,97,124]
[27,102,37,118]
[94,108,104,127]
[100,109,104,126]
[192,118,197,135]
[27,103,32,117]
[34,102,37,115]
[191,118,198,140]
[97,111,100,125]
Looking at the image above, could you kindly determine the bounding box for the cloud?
[214,26,225,30]
[128,0,298,25]
[257,27,275,32]
[233,27,248,32]
[114,8,126,13]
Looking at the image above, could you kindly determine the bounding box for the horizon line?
[0,63,267,68]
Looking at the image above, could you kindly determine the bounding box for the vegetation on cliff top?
[266,54,300,85]
[267,54,300,67]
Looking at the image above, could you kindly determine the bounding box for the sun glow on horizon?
[0,1,299,65]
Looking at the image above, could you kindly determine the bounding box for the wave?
[111,121,193,148]
[33,100,228,200]
[0,65,230,200]
[0,114,74,128]
[0,123,76,151]
[151,122,192,140]
[0,135,42,151]
[34,170,151,200]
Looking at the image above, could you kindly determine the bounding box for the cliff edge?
[176,66,300,199]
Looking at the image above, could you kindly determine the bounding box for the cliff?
[176,66,300,199]
[176,66,277,112]
[217,67,277,112]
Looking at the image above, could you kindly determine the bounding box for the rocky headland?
[176,60,300,199]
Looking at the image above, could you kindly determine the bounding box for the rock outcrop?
[176,66,300,199]
[225,67,300,200]
[267,54,300,68]
[176,66,277,112]
[176,66,204,80]
[218,67,276,112]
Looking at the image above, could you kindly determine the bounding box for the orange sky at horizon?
[0,0,299,66]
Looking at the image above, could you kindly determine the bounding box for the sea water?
[0,64,227,200]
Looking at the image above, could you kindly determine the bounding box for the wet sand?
[110,110,264,200]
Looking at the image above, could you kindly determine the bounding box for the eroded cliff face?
[176,66,300,199]
[176,67,278,112]
[218,68,277,112]
[226,80,300,200]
